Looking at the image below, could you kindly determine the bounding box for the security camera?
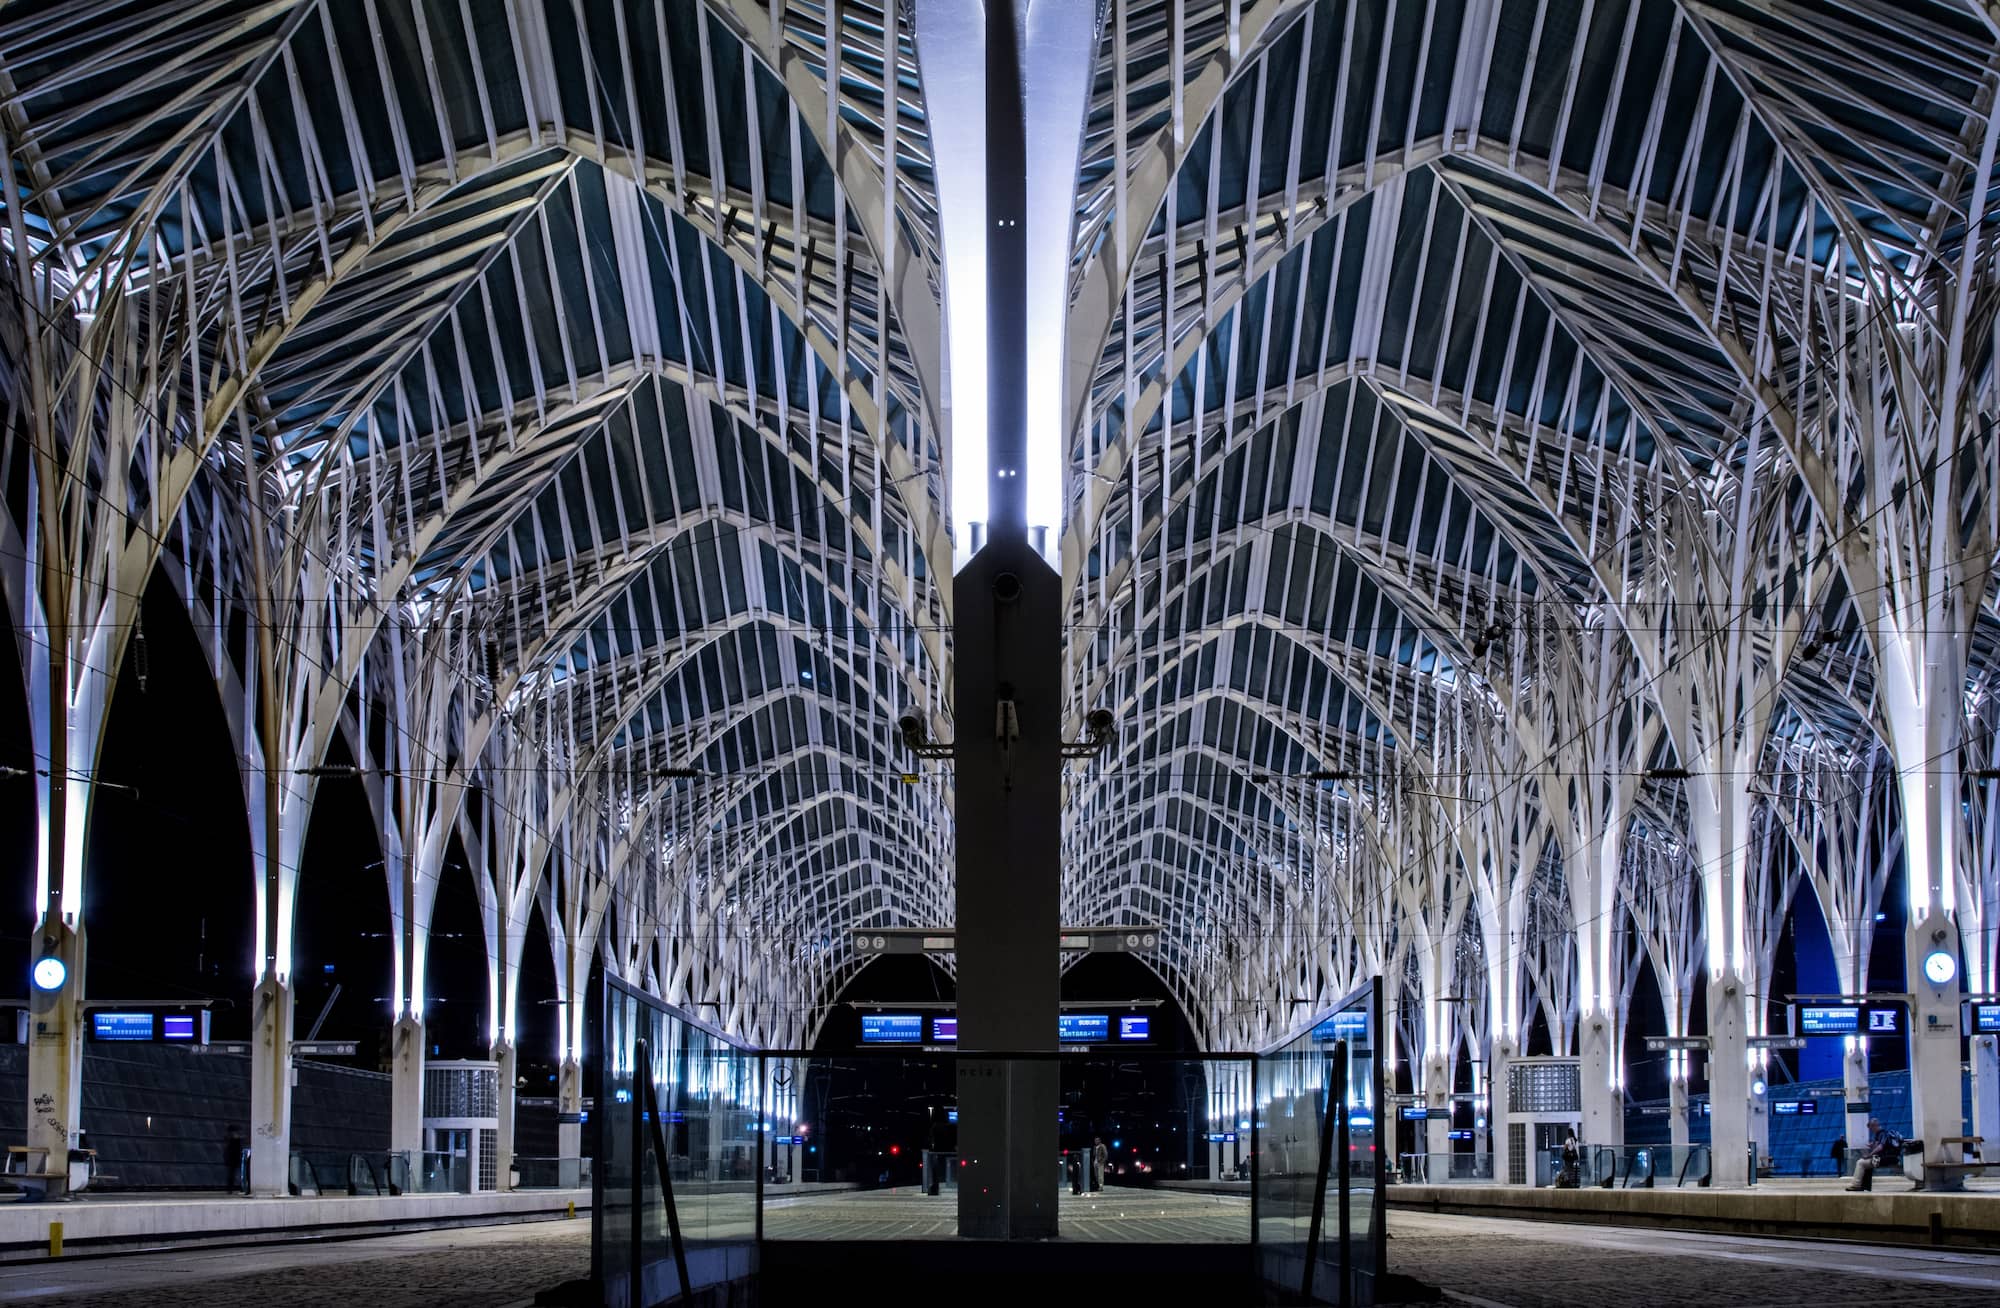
[993,571,1022,603]
[897,713,926,749]
[1086,708,1115,739]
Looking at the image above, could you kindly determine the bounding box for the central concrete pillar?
[390,1014,425,1157]
[949,0,1060,1242]
[24,916,84,1198]
[953,536,1061,1239]
[249,975,294,1195]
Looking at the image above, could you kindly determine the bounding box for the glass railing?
[286,1150,412,1197]
[594,976,1379,1305]
[751,1050,1253,1243]
[411,1150,469,1194]
[597,976,761,1308]
[1253,978,1384,1306]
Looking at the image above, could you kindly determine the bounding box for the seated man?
[1845,1118,1902,1192]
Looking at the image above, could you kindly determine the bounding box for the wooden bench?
[1918,1140,1990,1193]
[3,1145,97,1199]
[1940,1135,1985,1163]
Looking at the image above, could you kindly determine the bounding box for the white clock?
[1922,949,1957,987]
[30,956,66,991]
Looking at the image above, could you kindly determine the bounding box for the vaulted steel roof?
[3,0,1997,1051]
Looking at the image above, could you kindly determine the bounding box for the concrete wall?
[1,1043,390,1189]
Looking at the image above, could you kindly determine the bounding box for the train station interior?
[2,1,2000,1304]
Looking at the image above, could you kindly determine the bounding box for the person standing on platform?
[1068,1149,1083,1195]
[1091,1137,1108,1193]
[222,1125,245,1194]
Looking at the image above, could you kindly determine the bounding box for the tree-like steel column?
[953,0,1059,1241]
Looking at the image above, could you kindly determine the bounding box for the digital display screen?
[1118,1016,1150,1041]
[1057,1013,1109,1042]
[946,1108,958,1123]
[931,1016,958,1042]
[92,1012,153,1041]
[1799,1005,1861,1035]
[1865,1007,1902,1034]
[1398,1105,1429,1121]
[161,1015,196,1041]
[1447,1129,1474,1141]
[1974,1004,2000,1035]
[1798,1100,1817,1114]
[1774,1101,1800,1115]
[1312,1011,1370,1041]
[860,1013,923,1044]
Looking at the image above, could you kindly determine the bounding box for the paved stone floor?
[1386,1210,2000,1306]
[762,1184,1252,1242]
[0,1219,590,1307]
[8,1196,2000,1304]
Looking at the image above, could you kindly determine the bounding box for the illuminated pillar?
[249,976,293,1195]
[1423,1052,1451,1166]
[391,1013,425,1156]
[492,1039,516,1191]
[1706,974,1750,1187]
[557,1055,583,1186]
[24,918,84,1198]
[1578,1009,1620,1146]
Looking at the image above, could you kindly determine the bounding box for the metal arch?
[1065,380,1550,741]
[1064,0,1317,446]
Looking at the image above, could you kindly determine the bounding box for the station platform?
[0,1187,590,1261]
[1388,1176,2000,1249]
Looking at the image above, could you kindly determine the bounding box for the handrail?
[632,1038,693,1303]
[1298,1038,1347,1303]
[1676,1144,1711,1188]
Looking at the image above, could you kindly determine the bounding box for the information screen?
[930,1016,958,1042]
[1972,1003,2000,1035]
[92,1012,153,1041]
[1798,1100,1817,1114]
[1798,1004,1861,1035]
[1398,1105,1429,1121]
[1774,1100,1801,1115]
[1312,1011,1369,1041]
[1864,1006,1902,1034]
[1117,1015,1150,1041]
[1057,1013,1109,1042]
[161,1015,197,1041]
[860,1013,923,1044]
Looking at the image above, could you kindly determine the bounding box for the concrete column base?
[249,977,294,1195]
[391,1016,425,1157]
[25,916,85,1200]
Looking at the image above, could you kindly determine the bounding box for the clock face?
[1923,950,1957,986]
[31,956,66,991]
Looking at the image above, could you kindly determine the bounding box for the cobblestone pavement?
[0,1219,590,1307]
[1386,1210,2000,1306]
